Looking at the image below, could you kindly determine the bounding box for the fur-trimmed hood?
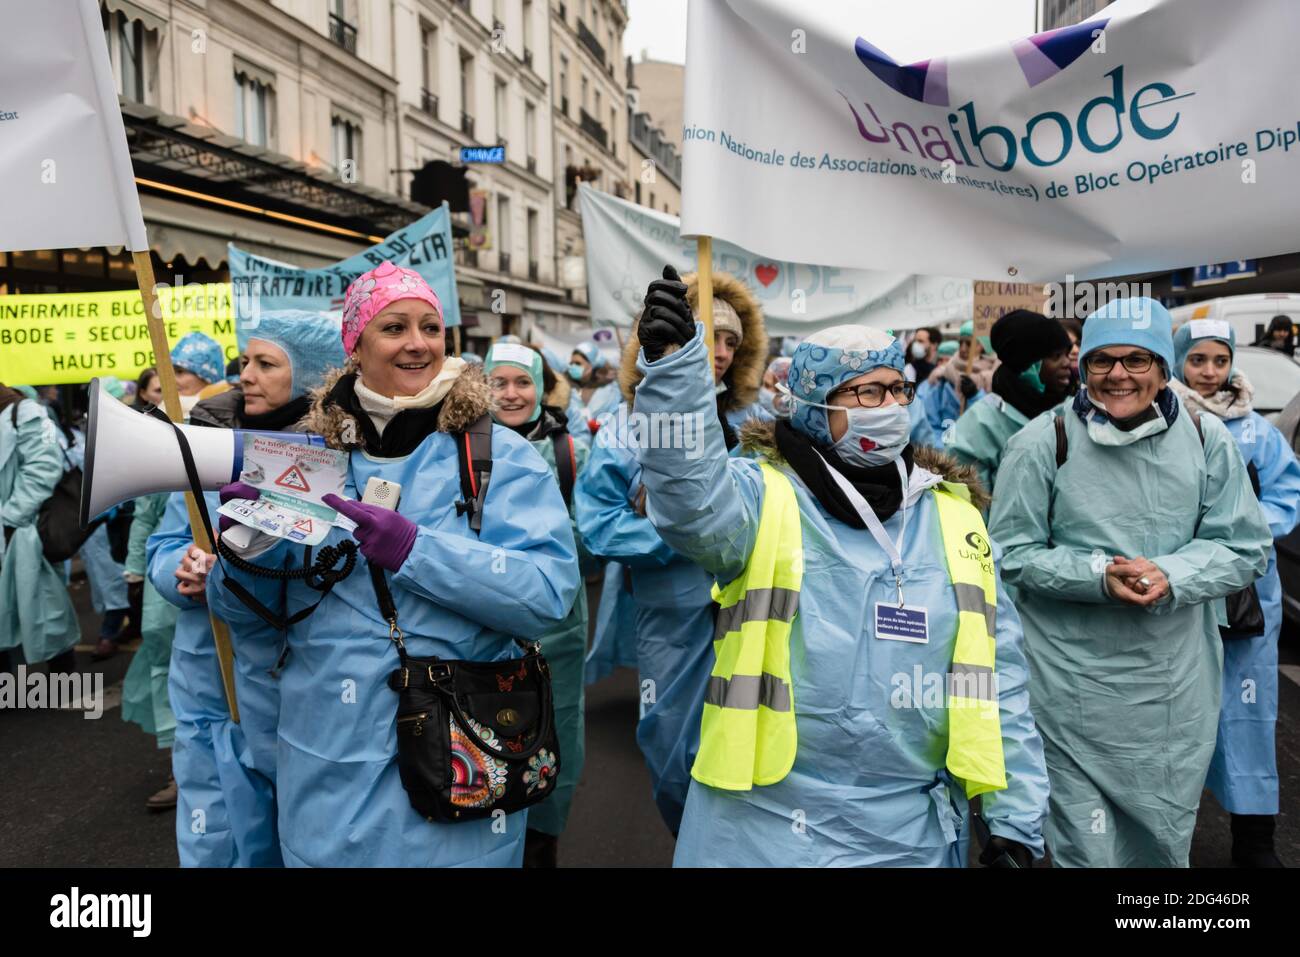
[737,418,991,513]
[302,359,495,450]
[545,373,572,411]
[619,270,770,412]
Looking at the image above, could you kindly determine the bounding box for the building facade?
[626,59,686,217]
[2,0,645,355]
[626,57,682,217]
[1038,0,1115,31]
[549,0,629,307]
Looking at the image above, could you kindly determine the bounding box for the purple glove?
[323,493,419,572]
[218,481,260,533]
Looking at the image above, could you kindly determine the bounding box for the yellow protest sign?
[0,283,237,386]
[972,281,1050,340]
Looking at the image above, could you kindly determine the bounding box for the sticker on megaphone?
[217,435,350,546]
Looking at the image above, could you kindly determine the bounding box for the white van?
[1169,293,1300,348]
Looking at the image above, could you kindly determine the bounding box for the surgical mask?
[832,402,912,466]
[1081,389,1169,446]
[1018,360,1045,394]
[909,341,927,360]
[567,362,585,383]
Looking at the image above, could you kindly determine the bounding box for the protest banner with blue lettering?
[229,202,461,339]
[578,184,971,335]
[680,0,1300,283]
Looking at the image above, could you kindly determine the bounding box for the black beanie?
[989,310,1072,373]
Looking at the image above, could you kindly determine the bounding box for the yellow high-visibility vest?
[691,465,1007,798]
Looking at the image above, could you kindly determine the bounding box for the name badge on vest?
[875,603,929,644]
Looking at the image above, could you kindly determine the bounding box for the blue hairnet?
[573,340,607,370]
[1079,297,1175,378]
[170,332,224,385]
[241,310,346,398]
[1172,319,1236,384]
[787,325,905,445]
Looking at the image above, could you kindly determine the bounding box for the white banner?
[681,0,1300,283]
[579,184,971,335]
[0,0,147,252]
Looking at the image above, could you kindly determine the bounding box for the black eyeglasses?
[828,381,916,408]
[1083,351,1157,375]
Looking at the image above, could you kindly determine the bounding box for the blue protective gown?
[566,381,621,440]
[627,332,1050,866]
[917,377,984,439]
[990,408,1271,867]
[584,560,640,685]
[149,493,281,867]
[909,396,938,449]
[206,425,579,867]
[0,399,80,664]
[575,402,714,835]
[1206,411,1300,814]
[80,523,129,616]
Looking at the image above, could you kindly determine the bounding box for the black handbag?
[371,564,561,823]
[10,403,101,563]
[1221,461,1266,641]
[1221,584,1265,640]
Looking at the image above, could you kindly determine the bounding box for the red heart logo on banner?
[859,437,878,452]
[755,263,779,287]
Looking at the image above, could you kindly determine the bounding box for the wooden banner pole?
[697,236,715,372]
[132,250,240,724]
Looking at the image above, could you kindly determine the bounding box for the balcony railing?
[579,108,607,149]
[576,19,605,65]
[461,112,475,137]
[526,155,537,174]
[528,259,539,281]
[421,89,438,118]
[328,13,357,55]
[458,245,479,269]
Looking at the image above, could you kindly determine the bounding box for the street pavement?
[0,569,1296,867]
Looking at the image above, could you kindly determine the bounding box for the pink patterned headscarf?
[340,261,443,355]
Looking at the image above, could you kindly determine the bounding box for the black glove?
[637,265,694,363]
[959,375,979,400]
[979,835,1033,869]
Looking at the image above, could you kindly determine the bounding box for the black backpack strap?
[1054,414,1067,469]
[454,412,495,535]
[552,432,576,509]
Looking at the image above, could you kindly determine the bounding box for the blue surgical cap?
[1079,297,1175,379]
[240,310,346,398]
[787,325,906,445]
[1172,319,1236,384]
[170,332,224,386]
[573,340,607,370]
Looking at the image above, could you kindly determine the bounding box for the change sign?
[0,283,237,385]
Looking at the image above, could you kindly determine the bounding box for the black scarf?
[239,393,312,433]
[991,364,1068,420]
[324,373,446,457]
[509,405,569,441]
[774,419,913,525]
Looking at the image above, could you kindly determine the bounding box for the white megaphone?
[80,377,323,526]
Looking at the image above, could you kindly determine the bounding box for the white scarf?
[1169,372,1254,422]
[355,357,466,437]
